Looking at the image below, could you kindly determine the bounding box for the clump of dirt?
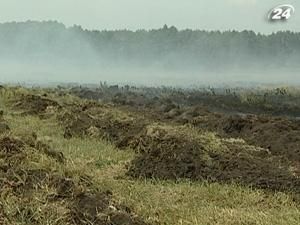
[13,94,61,116]
[64,113,146,149]
[12,130,65,163]
[62,111,97,138]
[70,191,148,225]
[0,134,65,193]
[0,130,150,225]
[124,96,300,166]
[218,115,300,162]
[127,125,300,193]
[169,108,300,164]
[92,116,147,149]
[0,136,24,156]
[61,103,148,149]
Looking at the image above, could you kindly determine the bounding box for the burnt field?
[69,84,300,162]
[70,84,300,117]
[0,84,300,225]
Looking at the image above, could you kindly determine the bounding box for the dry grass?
[0,87,300,225]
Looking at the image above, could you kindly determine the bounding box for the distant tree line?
[0,21,299,70]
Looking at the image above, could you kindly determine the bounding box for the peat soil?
[15,88,300,164]
[126,125,300,194]
[12,94,62,119]
[0,123,150,225]
[115,98,300,164]
[9,90,300,196]
[70,86,300,117]
[57,101,148,149]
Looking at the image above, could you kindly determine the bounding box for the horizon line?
[0,20,298,35]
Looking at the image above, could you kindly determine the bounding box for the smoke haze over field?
[0,20,300,86]
[0,1,300,86]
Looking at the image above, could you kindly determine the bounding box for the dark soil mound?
[95,118,147,149]
[115,93,300,165]
[62,111,94,138]
[64,113,146,149]
[61,104,148,149]
[220,115,300,162]
[0,136,24,156]
[174,109,300,163]
[13,94,61,116]
[70,191,148,225]
[127,125,300,193]
[0,135,65,193]
[0,132,150,225]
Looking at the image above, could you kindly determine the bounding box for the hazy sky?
[0,0,299,33]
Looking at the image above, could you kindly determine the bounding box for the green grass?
[1,89,300,225]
